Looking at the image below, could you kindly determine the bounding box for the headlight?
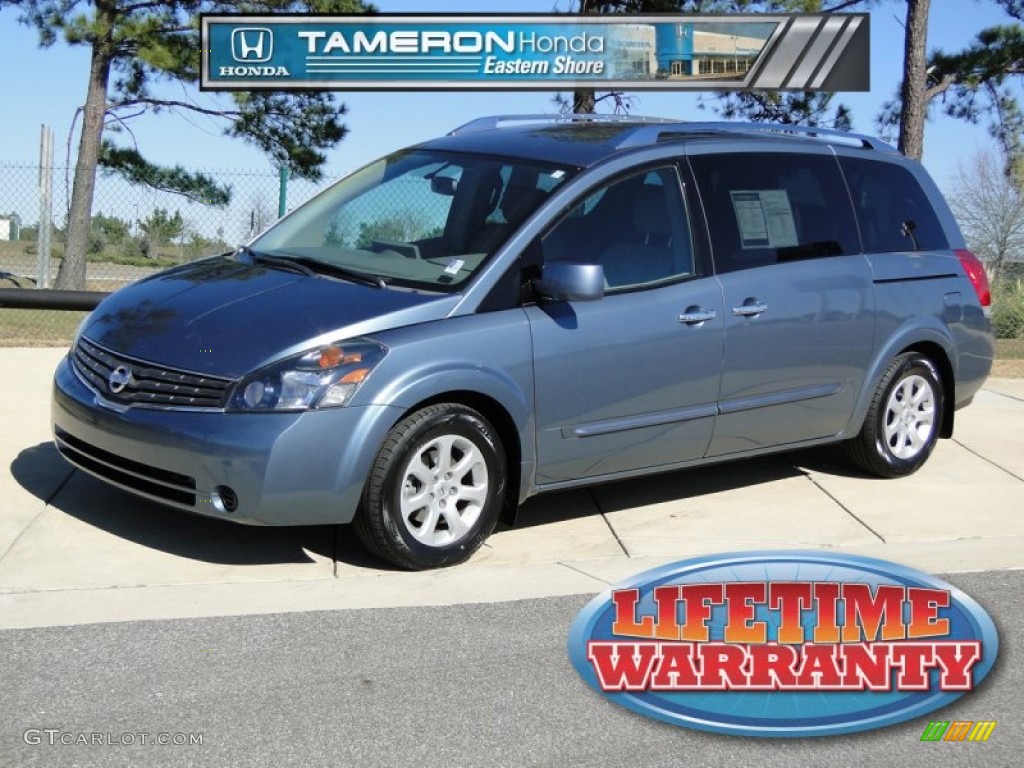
[228,339,387,412]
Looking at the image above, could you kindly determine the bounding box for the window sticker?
[730,190,798,249]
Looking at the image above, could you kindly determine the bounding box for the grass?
[0,279,123,347]
[0,309,89,347]
[996,338,1024,358]
[89,252,178,268]
[0,238,187,270]
[1,238,167,346]
[993,338,1024,378]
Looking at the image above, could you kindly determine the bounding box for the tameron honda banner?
[200,14,870,92]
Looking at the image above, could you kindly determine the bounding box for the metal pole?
[0,288,107,310]
[278,166,289,218]
[37,124,54,289]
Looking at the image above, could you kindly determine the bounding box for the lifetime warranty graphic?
[200,14,869,91]
[568,552,998,737]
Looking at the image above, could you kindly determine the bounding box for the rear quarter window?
[838,157,948,253]
[689,152,860,274]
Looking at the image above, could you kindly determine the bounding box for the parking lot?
[2,347,1022,630]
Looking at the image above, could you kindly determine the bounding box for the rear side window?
[689,152,860,274]
[839,157,948,253]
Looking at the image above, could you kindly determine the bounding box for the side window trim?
[680,155,715,278]
[833,151,867,256]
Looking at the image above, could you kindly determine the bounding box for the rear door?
[688,147,875,456]
[527,163,724,484]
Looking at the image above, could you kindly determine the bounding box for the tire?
[354,403,507,570]
[847,352,944,478]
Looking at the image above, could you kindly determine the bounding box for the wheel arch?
[900,340,955,439]
[399,390,523,524]
[368,361,534,517]
[847,324,957,440]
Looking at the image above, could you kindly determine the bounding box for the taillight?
[955,249,991,307]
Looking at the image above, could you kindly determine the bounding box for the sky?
[0,0,1020,202]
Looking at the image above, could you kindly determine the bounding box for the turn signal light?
[318,346,364,369]
[340,369,369,384]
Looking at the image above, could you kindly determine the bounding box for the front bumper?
[51,355,402,525]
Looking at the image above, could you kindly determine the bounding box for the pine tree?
[1,0,372,288]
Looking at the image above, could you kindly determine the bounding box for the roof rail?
[447,113,676,136]
[613,122,899,153]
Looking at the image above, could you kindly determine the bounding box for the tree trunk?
[570,0,597,114]
[573,90,597,113]
[55,21,113,290]
[897,0,931,160]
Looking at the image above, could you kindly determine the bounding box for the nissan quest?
[52,115,994,569]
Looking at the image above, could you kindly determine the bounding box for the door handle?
[678,308,717,325]
[732,301,768,317]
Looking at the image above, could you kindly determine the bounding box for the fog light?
[212,485,239,513]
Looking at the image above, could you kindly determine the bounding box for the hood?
[82,255,457,376]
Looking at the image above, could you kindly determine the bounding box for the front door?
[527,164,724,484]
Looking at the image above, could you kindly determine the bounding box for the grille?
[73,337,234,409]
[55,428,198,507]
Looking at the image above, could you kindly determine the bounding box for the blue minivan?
[52,116,994,569]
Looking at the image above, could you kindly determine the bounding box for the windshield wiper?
[237,246,317,278]
[238,247,386,288]
[282,254,388,289]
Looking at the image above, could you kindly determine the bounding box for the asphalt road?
[1,570,1021,768]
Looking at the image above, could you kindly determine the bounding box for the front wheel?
[847,352,943,478]
[354,403,507,570]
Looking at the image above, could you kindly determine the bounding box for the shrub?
[87,231,107,255]
[91,252,177,268]
[991,281,1024,339]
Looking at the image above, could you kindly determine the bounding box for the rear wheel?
[354,403,506,570]
[847,352,943,478]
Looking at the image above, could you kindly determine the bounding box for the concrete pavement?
[1,348,1022,629]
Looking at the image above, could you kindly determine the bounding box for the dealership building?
[610,23,769,78]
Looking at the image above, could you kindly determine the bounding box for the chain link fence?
[0,162,335,345]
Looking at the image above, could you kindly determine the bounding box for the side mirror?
[430,176,458,196]
[535,261,605,302]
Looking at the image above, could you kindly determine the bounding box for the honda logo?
[231,28,273,63]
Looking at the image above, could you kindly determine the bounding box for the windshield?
[251,149,576,291]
